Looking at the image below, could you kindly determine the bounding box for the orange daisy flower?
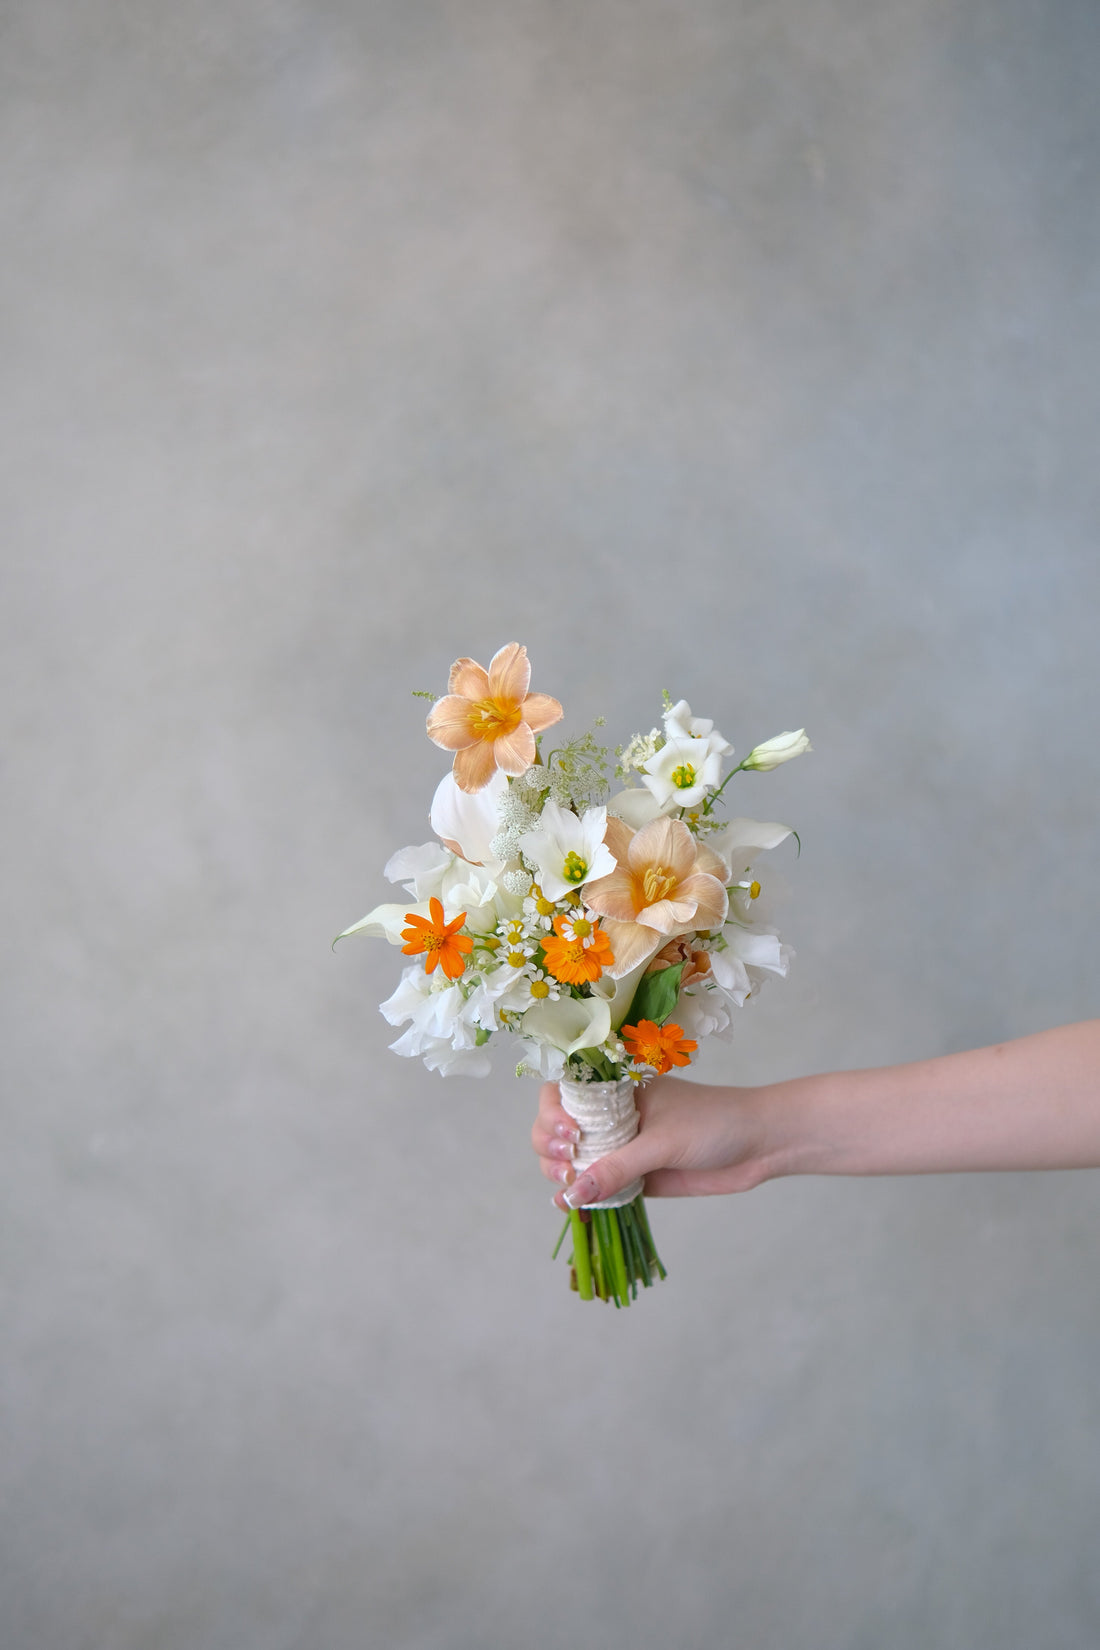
[541,912,615,986]
[425,642,563,793]
[621,1018,698,1075]
[400,896,473,980]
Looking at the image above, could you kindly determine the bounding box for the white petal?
[607,788,667,829]
[429,768,509,866]
[520,994,611,1056]
[335,901,432,946]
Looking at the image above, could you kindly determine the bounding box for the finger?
[560,1130,666,1208]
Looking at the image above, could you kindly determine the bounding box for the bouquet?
[337,642,809,1306]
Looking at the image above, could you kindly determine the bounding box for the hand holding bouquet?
[338,642,809,1305]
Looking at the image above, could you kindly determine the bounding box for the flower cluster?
[338,643,809,1083]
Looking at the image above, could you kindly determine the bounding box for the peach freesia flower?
[583,816,728,977]
[426,643,563,793]
[645,936,712,987]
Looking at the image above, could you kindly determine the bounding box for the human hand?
[532,1075,770,1209]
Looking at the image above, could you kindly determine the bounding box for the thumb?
[562,1130,662,1208]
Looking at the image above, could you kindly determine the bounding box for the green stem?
[634,1194,667,1280]
[551,1214,570,1261]
[609,1209,631,1307]
[570,1209,593,1300]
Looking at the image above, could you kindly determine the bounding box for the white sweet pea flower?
[429,768,509,866]
[663,699,733,756]
[741,730,811,771]
[639,735,722,810]
[381,964,495,1078]
[516,799,616,902]
[512,1038,567,1081]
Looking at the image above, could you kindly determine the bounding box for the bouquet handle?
[558,1077,644,1208]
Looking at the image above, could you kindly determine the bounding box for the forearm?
[753,1020,1100,1180]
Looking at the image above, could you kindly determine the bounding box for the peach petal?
[493,722,536,776]
[520,692,564,734]
[694,842,728,882]
[675,872,728,928]
[487,642,531,704]
[627,816,694,880]
[583,868,639,923]
[449,657,491,698]
[602,816,635,866]
[427,695,478,751]
[636,897,696,935]
[453,740,499,793]
[597,918,666,979]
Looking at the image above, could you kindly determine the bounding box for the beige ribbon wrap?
[558,1075,644,1209]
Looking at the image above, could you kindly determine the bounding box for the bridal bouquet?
[338,643,809,1306]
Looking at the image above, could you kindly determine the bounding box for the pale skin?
[533,1019,1100,1208]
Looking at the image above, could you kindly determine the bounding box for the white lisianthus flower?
[741,730,811,771]
[663,699,733,756]
[639,736,722,810]
[516,799,616,902]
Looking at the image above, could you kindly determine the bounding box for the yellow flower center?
[480,934,501,950]
[536,896,555,916]
[671,763,697,790]
[468,696,522,743]
[529,978,550,999]
[569,916,592,940]
[750,880,761,900]
[507,950,528,968]
[641,865,677,905]
[562,850,588,884]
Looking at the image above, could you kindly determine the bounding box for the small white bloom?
[663,699,733,756]
[516,799,617,902]
[741,730,812,771]
[503,967,561,1012]
[619,727,662,776]
[639,735,722,810]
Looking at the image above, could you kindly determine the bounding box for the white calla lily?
[335,900,432,946]
[520,993,612,1056]
[429,768,508,866]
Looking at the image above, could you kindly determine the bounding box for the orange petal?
[487,642,531,703]
[521,692,563,734]
[427,695,478,751]
[493,721,536,776]
[452,740,499,793]
[448,657,490,698]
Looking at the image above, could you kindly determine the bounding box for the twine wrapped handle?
[558,1076,644,1209]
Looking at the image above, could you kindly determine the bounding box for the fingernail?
[548,1138,575,1162]
[553,1162,575,1185]
[554,1122,581,1142]
[563,1174,597,1208]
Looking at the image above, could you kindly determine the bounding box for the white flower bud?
[742,730,812,771]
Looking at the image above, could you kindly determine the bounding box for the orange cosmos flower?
[621,1018,698,1075]
[426,643,563,793]
[400,896,473,980]
[541,912,615,986]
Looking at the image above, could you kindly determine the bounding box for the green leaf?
[622,962,685,1027]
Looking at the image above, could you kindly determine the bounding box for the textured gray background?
[3,2,1099,1647]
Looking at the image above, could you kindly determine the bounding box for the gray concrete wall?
[3,3,1099,1646]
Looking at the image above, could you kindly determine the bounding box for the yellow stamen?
[670,763,697,790]
[642,865,676,905]
[468,697,522,741]
[750,881,761,900]
[562,850,588,884]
